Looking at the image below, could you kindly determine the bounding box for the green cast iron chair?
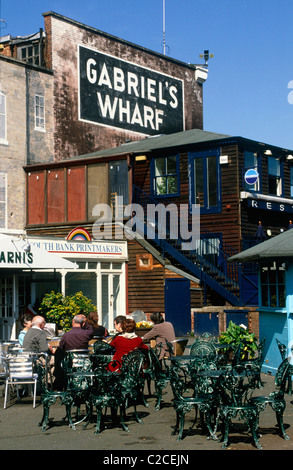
[249,358,291,441]
[276,339,293,395]
[169,364,219,441]
[146,345,171,411]
[37,359,76,432]
[85,349,145,434]
[217,364,262,449]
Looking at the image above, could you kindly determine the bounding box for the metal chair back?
[4,355,38,409]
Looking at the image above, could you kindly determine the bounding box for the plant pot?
[135,328,153,337]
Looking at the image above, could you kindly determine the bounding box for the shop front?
[28,236,128,334]
[0,234,127,340]
[0,234,78,340]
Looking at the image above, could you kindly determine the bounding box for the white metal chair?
[4,355,38,409]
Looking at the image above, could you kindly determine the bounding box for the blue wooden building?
[230,228,293,375]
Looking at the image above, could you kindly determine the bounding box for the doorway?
[164,278,191,336]
[0,274,30,340]
[101,272,122,332]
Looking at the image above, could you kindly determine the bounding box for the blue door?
[164,278,190,336]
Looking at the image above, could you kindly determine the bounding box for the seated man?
[58,314,94,352]
[53,314,94,390]
[23,315,54,354]
[23,315,54,391]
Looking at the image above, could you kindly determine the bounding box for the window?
[19,44,40,65]
[109,160,129,214]
[136,254,153,271]
[268,156,282,196]
[152,155,179,196]
[260,262,286,308]
[0,92,7,144]
[290,167,293,198]
[244,151,260,192]
[35,94,45,131]
[0,173,7,229]
[190,150,221,213]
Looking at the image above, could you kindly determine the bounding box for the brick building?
[0,11,208,339]
[1,11,205,162]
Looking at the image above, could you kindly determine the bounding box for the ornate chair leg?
[119,404,129,432]
[94,406,103,435]
[171,412,180,436]
[220,410,230,449]
[248,415,262,449]
[274,402,290,440]
[39,404,50,431]
[177,414,185,441]
[65,403,76,430]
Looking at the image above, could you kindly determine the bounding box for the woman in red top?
[110,317,148,370]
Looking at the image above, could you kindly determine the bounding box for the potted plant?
[39,290,97,333]
[219,321,258,359]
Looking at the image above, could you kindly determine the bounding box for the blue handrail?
[131,185,257,306]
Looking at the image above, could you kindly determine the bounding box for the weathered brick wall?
[0,57,54,230]
[43,12,203,161]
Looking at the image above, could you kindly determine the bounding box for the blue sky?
[1,0,293,150]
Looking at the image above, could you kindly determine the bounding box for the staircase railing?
[131,185,256,306]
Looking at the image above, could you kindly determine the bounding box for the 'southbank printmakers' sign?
[79,45,184,135]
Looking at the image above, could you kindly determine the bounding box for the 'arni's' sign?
[79,45,184,135]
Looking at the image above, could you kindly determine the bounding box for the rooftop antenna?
[162,0,169,55]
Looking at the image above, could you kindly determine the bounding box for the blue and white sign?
[244,168,259,186]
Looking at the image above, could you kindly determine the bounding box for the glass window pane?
[0,115,5,140]
[166,156,177,174]
[101,262,111,269]
[65,272,97,305]
[278,284,286,308]
[261,284,269,307]
[113,275,120,317]
[207,156,217,207]
[88,262,97,269]
[155,158,165,177]
[268,157,280,176]
[194,158,204,206]
[156,176,167,195]
[0,93,5,114]
[109,160,129,206]
[112,263,122,270]
[167,175,178,194]
[102,275,109,327]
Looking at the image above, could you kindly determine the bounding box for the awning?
[0,234,78,269]
[229,228,293,263]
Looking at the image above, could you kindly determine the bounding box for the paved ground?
[0,371,293,458]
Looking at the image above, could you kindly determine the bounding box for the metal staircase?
[131,185,257,306]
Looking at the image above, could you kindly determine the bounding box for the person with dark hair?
[142,312,175,358]
[18,314,33,346]
[109,317,148,370]
[84,311,108,337]
[114,315,126,334]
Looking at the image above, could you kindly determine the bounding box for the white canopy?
[0,234,78,270]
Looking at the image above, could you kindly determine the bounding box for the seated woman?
[141,312,175,359]
[18,313,33,346]
[109,317,148,371]
[84,311,108,337]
